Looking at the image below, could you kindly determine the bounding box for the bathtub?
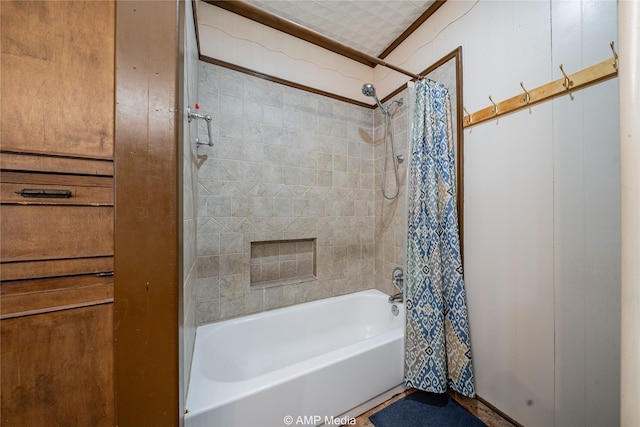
[185,289,405,427]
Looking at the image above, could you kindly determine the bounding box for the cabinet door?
[0,0,115,159]
[0,304,114,426]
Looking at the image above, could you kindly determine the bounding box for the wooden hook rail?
[463,42,619,128]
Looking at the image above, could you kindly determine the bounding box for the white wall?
[619,1,640,425]
[383,1,619,425]
[551,3,620,426]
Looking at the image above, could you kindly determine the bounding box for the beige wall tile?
[196,61,389,324]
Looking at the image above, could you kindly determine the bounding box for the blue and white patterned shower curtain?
[404,79,475,397]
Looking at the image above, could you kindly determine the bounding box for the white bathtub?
[185,289,405,427]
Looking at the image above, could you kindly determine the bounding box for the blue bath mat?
[369,391,488,427]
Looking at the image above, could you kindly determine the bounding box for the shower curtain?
[405,79,475,397]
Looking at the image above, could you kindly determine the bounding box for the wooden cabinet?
[1,304,114,426]
[1,1,116,425]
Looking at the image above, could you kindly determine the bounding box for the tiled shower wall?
[195,61,379,324]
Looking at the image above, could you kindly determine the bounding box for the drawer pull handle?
[15,188,73,198]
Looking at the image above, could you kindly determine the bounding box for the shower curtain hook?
[488,96,498,116]
[610,41,618,70]
[520,81,531,104]
[559,64,572,90]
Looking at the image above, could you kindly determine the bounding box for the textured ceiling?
[242,0,437,57]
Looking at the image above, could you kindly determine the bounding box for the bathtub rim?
[197,288,399,331]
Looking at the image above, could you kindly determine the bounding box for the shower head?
[361,83,388,114]
[362,83,376,97]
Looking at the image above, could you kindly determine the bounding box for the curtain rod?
[463,42,619,128]
[351,46,421,79]
[370,58,421,80]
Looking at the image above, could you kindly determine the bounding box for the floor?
[352,388,517,427]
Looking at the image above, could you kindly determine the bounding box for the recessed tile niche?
[250,239,317,287]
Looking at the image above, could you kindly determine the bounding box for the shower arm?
[374,96,389,115]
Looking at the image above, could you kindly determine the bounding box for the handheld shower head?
[362,83,376,97]
[361,83,400,200]
[361,82,388,114]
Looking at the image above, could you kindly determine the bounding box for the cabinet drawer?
[0,152,114,176]
[1,205,113,281]
[1,274,114,319]
[1,171,112,205]
[1,182,112,205]
[1,171,113,281]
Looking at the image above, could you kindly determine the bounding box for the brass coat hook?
[559,64,572,90]
[610,41,618,70]
[464,107,472,124]
[520,81,531,104]
[489,96,498,115]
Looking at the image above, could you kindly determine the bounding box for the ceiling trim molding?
[193,1,453,110]
[378,0,447,59]
[203,0,377,67]
[417,45,461,80]
[199,54,374,109]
